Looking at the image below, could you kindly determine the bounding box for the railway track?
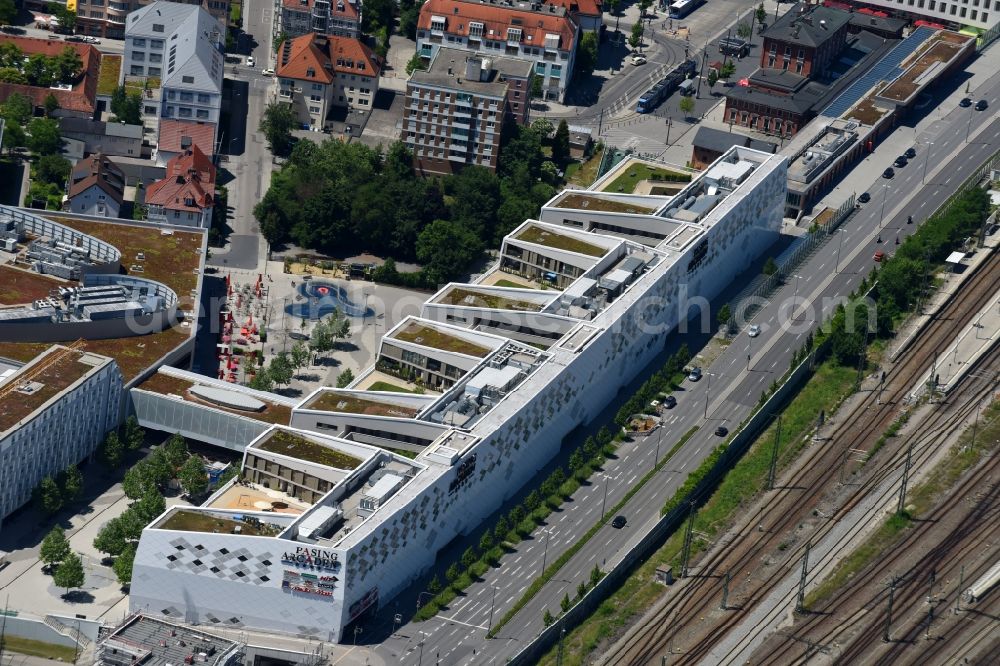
[597,248,999,666]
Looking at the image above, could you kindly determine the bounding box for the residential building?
[130,146,788,643]
[0,346,122,524]
[58,118,144,158]
[547,0,603,33]
[276,33,380,130]
[416,0,580,102]
[145,145,216,228]
[831,0,1000,33]
[0,36,101,118]
[74,0,231,40]
[759,4,851,78]
[403,47,532,175]
[280,0,361,38]
[66,153,127,218]
[155,119,216,163]
[122,2,224,162]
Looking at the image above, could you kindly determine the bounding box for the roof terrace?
[136,370,293,425]
[552,193,657,215]
[155,508,289,537]
[433,285,549,312]
[514,224,609,257]
[255,428,365,469]
[205,481,313,514]
[302,389,423,419]
[0,347,107,433]
[392,322,493,357]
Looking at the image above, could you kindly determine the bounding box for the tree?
[336,368,355,388]
[0,67,26,85]
[540,160,560,185]
[575,32,598,78]
[27,117,62,155]
[762,257,778,276]
[561,592,571,612]
[405,52,426,75]
[247,367,274,392]
[736,22,752,41]
[639,0,652,15]
[1,92,32,126]
[268,352,294,386]
[755,3,768,29]
[720,61,737,80]
[40,526,71,568]
[427,574,442,595]
[628,22,644,52]
[178,456,209,497]
[61,464,84,503]
[543,609,554,627]
[583,436,599,462]
[461,547,478,569]
[576,581,587,600]
[34,476,63,515]
[100,431,125,469]
[48,3,76,33]
[531,74,543,99]
[260,101,296,156]
[0,0,16,25]
[122,465,153,499]
[590,565,603,587]
[113,544,136,586]
[273,31,289,53]
[568,449,585,476]
[55,47,83,82]
[478,531,494,553]
[290,342,310,369]
[679,95,696,118]
[44,93,60,117]
[552,120,570,164]
[132,487,166,524]
[400,0,423,39]
[707,69,719,94]
[123,415,144,451]
[524,490,541,512]
[717,303,732,330]
[509,505,526,529]
[445,562,460,583]
[110,85,142,125]
[162,434,189,469]
[36,154,71,186]
[416,218,484,285]
[94,518,128,557]
[53,552,85,595]
[494,516,509,542]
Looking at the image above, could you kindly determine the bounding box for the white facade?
[855,0,999,31]
[0,347,123,522]
[128,148,787,642]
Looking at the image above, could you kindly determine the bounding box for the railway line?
[597,247,999,666]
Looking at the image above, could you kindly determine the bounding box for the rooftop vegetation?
[554,193,655,215]
[257,429,364,469]
[515,225,607,258]
[0,265,62,305]
[158,509,283,537]
[394,322,492,357]
[602,163,692,194]
[0,354,91,432]
[97,54,121,96]
[438,286,544,312]
[305,390,420,418]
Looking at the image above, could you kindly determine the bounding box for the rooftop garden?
[844,95,890,125]
[257,428,365,469]
[158,509,283,537]
[0,353,93,432]
[97,54,121,96]
[882,39,968,101]
[515,225,607,258]
[138,372,293,425]
[305,390,420,418]
[554,193,655,215]
[437,287,544,312]
[602,163,692,194]
[393,322,492,357]
[0,265,63,306]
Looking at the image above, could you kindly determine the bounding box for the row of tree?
[39,527,87,595]
[0,41,83,87]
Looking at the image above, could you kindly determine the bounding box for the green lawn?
[97,55,121,96]
[368,381,416,393]
[0,635,78,661]
[495,279,531,288]
[603,164,692,194]
[567,147,604,187]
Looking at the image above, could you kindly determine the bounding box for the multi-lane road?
[367,65,1000,666]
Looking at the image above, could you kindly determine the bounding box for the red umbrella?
[738,78,750,87]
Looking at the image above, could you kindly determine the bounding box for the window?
[768,56,775,67]
[507,27,522,42]
[197,93,210,103]
[167,90,176,100]
[973,8,978,16]
[196,109,209,119]
[151,39,164,49]
[312,83,322,90]
[797,48,804,59]
[90,10,104,18]
[961,5,967,14]
[133,38,146,47]
[310,94,321,101]
[144,105,156,114]
[149,53,162,63]
[178,107,192,117]
[132,51,145,61]
[929,0,936,7]
[182,75,194,84]
[152,23,164,32]
[180,92,193,101]
[784,45,791,56]
[551,64,562,73]
[469,21,484,37]
[130,65,144,76]
[148,67,161,77]
[358,98,368,105]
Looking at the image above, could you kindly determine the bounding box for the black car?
[882,167,895,179]
[611,515,627,529]
[663,395,677,409]
[714,426,729,437]
[905,147,917,159]
[64,35,86,42]
[960,97,973,108]
[858,192,871,204]
[894,155,908,168]
[976,99,989,111]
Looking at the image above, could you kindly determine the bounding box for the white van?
[678,79,695,96]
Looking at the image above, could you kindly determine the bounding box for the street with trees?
[53,552,85,595]
[575,32,598,77]
[259,102,297,156]
[40,526,71,569]
[679,94,696,118]
[178,456,209,497]
[628,23,644,52]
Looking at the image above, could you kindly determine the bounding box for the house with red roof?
[66,153,126,218]
[280,0,361,39]
[144,145,216,228]
[416,0,580,102]
[0,36,101,118]
[276,33,380,130]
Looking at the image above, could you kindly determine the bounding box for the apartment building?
[122,2,224,163]
[834,0,1000,32]
[403,47,532,175]
[280,0,361,38]
[276,33,380,130]
[74,0,230,40]
[145,145,216,228]
[66,153,126,218]
[416,0,580,102]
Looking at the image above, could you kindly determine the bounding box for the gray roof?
[692,126,776,154]
[409,47,534,97]
[59,117,142,139]
[761,3,852,49]
[127,1,223,95]
[725,79,829,115]
[848,13,907,36]
[749,68,809,93]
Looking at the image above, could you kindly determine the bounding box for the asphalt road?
[370,68,1000,666]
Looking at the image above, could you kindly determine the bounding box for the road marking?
[628,474,638,484]
[513,555,522,565]
[680,461,687,470]
[438,615,488,631]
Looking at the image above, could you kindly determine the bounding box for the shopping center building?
[129,146,788,642]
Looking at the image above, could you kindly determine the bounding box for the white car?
[247,55,255,67]
[630,55,647,66]
[261,68,275,76]
[748,324,761,337]
[83,36,101,44]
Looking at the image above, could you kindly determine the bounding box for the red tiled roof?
[0,36,100,113]
[277,33,380,83]
[157,119,215,156]
[417,0,578,52]
[68,153,125,203]
[547,0,602,18]
[145,145,216,213]
[282,0,360,22]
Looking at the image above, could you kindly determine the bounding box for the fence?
[508,344,824,665]
[727,194,856,327]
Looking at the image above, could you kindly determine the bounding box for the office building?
[831,0,1000,32]
[403,47,533,175]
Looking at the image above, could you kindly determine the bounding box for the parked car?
[630,55,647,66]
[611,515,628,529]
[959,97,973,108]
[882,167,895,179]
[247,55,255,67]
[663,395,677,409]
[688,367,702,382]
[975,99,988,111]
[858,192,871,204]
[261,68,275,76]
[714,426,729,437]
[894,155,908,168]
[748,324,761,337]
[873,250,885,262]
[905,147,917,159]
[64,35,85,42]
[719,37,750,58]
[83,36,100,44]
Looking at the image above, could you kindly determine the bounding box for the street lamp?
[791,274,804,321]
[834,228,847,273]
[487,584,500,635]
[746,334,753,370]
[921,141,934,185]
[600,474,613,520]
[879,184,889,228]
[540,528,553,575]
[703,371,716,419]
[965,102,975,142]
[418,631,426,666]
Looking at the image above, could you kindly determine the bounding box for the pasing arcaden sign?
[281,547,342,573]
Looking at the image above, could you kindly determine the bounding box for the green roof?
[393,322,492,357]
[257,429,364,469]
[158,509,283,536]
[437,287,544,312]
[304,391,420,418]
[515,225,607,257]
